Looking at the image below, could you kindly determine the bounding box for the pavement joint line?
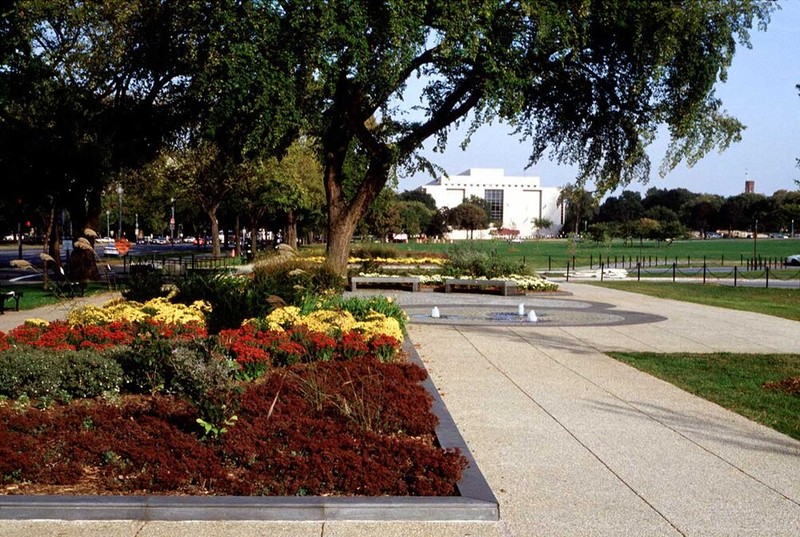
[454,324,687,537]
[504,325,800,512]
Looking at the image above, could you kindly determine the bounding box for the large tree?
[275,0,773,273]
[1,0,199,244]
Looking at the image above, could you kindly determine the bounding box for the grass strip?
[609,352,800,442]
[588,281,800,322]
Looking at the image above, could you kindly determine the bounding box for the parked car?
[103,244,119,257]
[786,254,800,266]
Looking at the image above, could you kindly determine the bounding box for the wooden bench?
[444,278,518,296]
[350,276,420,292]
[0,290,23,314]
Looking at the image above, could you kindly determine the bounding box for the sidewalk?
[0,291,121,333]
[2,282,800,536]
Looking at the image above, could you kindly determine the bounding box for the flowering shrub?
[305,255,446,265]
[356,271,558,291]
[67,297,211,329]
[2,319,135,352]
[219,322,401,377]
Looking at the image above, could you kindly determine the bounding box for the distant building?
[422,168,562,239]
[745,180,755,194]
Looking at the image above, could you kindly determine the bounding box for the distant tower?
[745,180,755,193]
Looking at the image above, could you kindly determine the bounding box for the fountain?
[431,306,441,319]
[527,310,538,322]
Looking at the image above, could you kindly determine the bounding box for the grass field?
[343,237,800,270]
[588,282,800,322]
[609,352,800,442]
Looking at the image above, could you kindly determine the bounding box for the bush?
[251,258,344,307]
[444,243,528,278]
[174,273,249,333]
[0,348,123,400]
[122,266,168,302]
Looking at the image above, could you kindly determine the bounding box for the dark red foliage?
[0,358,465,496]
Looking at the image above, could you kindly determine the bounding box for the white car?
[786,254,800,266]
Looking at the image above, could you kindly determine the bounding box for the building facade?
[422,168,563,239]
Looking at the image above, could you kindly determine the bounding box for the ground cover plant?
[609,352,800,442]
[0,288,465,496]
[588,282,800,322]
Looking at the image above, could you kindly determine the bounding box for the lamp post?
[106,210,110,238]
[792,219,795,239]
[135,213,139,243]
[170,197,175,242]
[753,218,758,261]
[116,184,123,238]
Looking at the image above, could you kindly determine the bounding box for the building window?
[484,189,503,222]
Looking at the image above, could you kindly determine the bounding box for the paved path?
[2,282,800,536]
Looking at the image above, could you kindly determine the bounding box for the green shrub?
[444,243,529,278]
[0,348,123,400]
[174,273,249,333]
[251,258,344,307]
[123,266,168,302]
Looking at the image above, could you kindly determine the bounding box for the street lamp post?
[106,210,110,238]
[170,197,175,242]
[116,185,124,238]
[753,218,758,261]
[135,213,139,243]
[792,219,795,239]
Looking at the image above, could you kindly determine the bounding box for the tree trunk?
[233,214,241,257]
[326,198,360,275]
[207,206,221,257]
[285,209,298,250]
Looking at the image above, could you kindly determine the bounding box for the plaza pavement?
[2,282,800,536]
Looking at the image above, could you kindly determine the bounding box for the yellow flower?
[23,318,49,327]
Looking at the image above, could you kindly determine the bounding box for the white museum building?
[422,168,563,240]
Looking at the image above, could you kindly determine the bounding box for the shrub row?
[0,348,123,400]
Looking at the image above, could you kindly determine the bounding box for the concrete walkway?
[2,282,800,536]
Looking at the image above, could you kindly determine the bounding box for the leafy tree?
[1,0,200,248]
[397,189,438,212]
[558,184,598,236]
[448,202,488,239]
[598,191,645,224]
[680,194,724,236]
[397,201,434,238]
[532,217,554,238]
[276,1,773,272]
[643,188,697,213]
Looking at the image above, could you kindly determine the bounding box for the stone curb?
[0,338,499,522]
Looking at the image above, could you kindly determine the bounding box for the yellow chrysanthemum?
[23,318,50,327]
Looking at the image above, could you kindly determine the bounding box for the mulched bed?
[0,357,466,496]
[762,376,800,397]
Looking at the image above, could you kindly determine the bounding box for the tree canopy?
[2,0,777,271]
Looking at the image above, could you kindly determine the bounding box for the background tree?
[532,217,554,238]
[448,202,488,240]
[558,185,598,236]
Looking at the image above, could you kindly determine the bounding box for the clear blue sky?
[399,1,800,198]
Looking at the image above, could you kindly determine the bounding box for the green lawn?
[4,283,112,311]
[609,352,800,442]
[341,238,800,270]
[588,282,800,322]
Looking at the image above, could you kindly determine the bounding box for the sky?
[398,1,800,199]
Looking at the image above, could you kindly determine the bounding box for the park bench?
[0,289,23,314]
[350,276,420,292]
[444,278,518,296]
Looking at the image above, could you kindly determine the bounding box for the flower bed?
[0,296,465,497]
[356,271,559,292]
